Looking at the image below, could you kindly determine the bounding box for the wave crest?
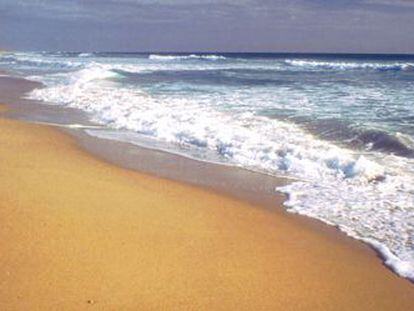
[149,54,226,61]
[285,59,414,71]
[0,53,81,70]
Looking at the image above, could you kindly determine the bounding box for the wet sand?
[1,81,414,310]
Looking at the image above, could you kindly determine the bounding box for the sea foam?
[149,54,226,61]
[285,59,414,71]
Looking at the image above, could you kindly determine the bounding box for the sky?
[1,0,414,53]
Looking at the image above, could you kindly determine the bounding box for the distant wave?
[78,53,93,58]
[0,53,81,70]
[149,54,226,61]
[27,64,124,87]
[285,59,414,71]
[70,65,123,83]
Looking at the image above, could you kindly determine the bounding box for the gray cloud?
[0,0,413,53]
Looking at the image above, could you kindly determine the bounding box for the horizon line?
[5,50,414,57]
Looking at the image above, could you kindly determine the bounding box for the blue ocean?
[1,51,413,280]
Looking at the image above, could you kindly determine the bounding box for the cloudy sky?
[1,0,413,53]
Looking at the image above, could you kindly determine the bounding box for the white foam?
[285,59,414,71]
[149,54,226,61]
[68,63,121,83]
[78,53,93,57]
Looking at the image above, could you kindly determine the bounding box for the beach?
[3,52,414,279]
[1,80,414,310]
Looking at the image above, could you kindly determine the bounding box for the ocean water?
[1,51,413,280]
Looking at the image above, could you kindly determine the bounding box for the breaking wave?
[0,53,81,70]
[285,59,414,71]
[301,118,414,158]
[149,54,226,61]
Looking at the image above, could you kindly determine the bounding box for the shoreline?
[1,75,413,271]
[3,75,412,275]
[0,76,387,254]
[1,77,414,309]
[0,76,290,211]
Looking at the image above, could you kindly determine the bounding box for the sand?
[0,105,413,310]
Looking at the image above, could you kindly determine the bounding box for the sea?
[1,51,413,280]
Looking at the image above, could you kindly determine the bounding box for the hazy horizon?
[4,50,414,55]
[1,1,414,54]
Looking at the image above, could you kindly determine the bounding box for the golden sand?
[0,110,413,310]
